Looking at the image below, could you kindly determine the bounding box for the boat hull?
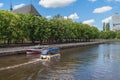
[40,53,60,60]
[26,49,42,54]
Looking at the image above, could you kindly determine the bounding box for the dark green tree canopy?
[0,10,118,45]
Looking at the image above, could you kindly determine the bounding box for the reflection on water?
[0,42,120,80]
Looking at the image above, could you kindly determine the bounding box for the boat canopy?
[41,50,49,55]
[41,48,60,55]
[47,48,59,51]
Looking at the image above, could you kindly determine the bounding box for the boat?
[40,47,60,60]
[26,45,43,54]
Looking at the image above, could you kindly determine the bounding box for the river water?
[0,42,120,80]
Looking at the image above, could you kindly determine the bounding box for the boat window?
[48,50,59,55]
[42,48,60,55]
[41,50,48,55]
[47,51,52,55]
[35,47,42,49]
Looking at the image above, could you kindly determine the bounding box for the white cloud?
[39,0,76,8]
[115,0,120,2]
[102,16,112,23]
[46,15,52,19]
[107,0,113,2]
[107,0,120,2]
[83,19,95,25]
[0,3,4,8]
[88,0,97,2]
[63,13,79,20]
[68,13,79,20]
[13,3,25,10]
[63,16,68,20]
[93,6,112,13]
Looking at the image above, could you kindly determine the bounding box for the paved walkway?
[0,41,106,54]
[49,41,104,48]
[0,45,38,53]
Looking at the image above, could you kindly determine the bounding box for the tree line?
[0,10,120,45]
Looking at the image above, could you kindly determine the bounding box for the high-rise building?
[112,13,120,31]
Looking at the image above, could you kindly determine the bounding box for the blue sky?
[0,0,120,30]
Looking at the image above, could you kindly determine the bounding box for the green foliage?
[116,30,120,39]
[106,23,110,31]
[99,31,116,39]
[0,10,117,44]
[103,22,106,31]
[102,22,110,31]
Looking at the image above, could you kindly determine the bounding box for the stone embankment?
[0,40,110,56]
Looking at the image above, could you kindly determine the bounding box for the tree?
[116,30,120,39]
[0,10,19,44]
[106,23,110,31]
[53,14,63,19]
[90,26,99,39]
[24,14,38,44]
[1,10,116,46]
[35,17,50,44]
[103,22,106,31]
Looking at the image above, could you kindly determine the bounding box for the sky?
[0,0,120,30]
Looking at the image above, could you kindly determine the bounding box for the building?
[13,4,41,17]
[112,13,120,31]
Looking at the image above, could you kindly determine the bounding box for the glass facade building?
[112,13,120,30]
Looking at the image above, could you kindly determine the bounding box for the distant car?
[40,48,60,60]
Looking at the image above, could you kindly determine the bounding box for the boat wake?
[0,59,41,71]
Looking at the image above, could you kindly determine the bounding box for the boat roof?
[41,48,59,55]
[47,48,59,51]
[41,50,49,55]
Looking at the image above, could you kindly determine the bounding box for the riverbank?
[0,40,115,56]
